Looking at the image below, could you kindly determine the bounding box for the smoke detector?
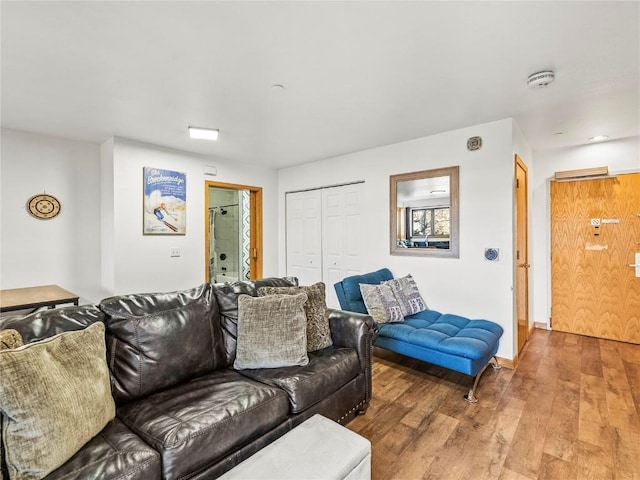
[527,70,555,88]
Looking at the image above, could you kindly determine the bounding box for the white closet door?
[322,183,363,307]
[285,190,323,286]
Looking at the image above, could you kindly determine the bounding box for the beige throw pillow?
[0,322,115,480]
[234,293,309,369]
[0,329,23,350]
[384,274,428,316]
[360,283,404,323]
[258,282,333,352]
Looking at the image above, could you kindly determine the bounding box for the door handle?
[631,253,640,277]
[518,263,531,268]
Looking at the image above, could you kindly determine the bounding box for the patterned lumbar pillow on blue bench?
[334,268,503,402]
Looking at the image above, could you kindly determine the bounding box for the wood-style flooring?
[346,328,640,480]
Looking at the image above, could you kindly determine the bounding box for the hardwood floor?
[346,328,640,479]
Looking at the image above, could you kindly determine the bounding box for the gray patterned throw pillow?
[258,282,333,352]
[360,283,404,323]
[234,293,309,369]
[384,274,427,316]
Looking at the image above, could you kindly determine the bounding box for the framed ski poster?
[143,167,187,235]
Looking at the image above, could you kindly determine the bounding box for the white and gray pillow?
[234,293,309,369]
[384,274,427,316]
[360,283,404,324]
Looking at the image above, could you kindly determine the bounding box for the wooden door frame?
[515,155,530,356]
[204,181,263,282]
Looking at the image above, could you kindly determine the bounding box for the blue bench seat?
[334,269,503,402]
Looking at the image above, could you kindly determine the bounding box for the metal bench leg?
[464,357,501,403]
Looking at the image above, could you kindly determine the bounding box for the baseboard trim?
[496,355,516,369]
[534,322,549,330]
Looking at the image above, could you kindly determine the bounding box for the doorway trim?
[515,154,530,358]
[204,181,263,282]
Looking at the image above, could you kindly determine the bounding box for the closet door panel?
[322,184,363,308]
[286,184,363,308]
[286,190,322,286]
[342,185,363,278]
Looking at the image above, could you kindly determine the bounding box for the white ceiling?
[2,1,638,169]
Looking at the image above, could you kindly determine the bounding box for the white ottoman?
[219,414,371,480]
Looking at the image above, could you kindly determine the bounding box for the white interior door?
[285,190,323,286]
[322,183,363,307]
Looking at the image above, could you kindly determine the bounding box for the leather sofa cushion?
[239,347,360,414]
[0,305,104,344]
[117,369,290,480]
[212,277,298,366]
[45,418,161,480]
[99,283,226,404]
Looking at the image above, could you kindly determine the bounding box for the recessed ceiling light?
[588,135,609,142]
[553,132,564,136]
[188,126,219,141]
[271,84,285,92]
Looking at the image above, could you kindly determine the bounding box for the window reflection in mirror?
[390,166,459,258]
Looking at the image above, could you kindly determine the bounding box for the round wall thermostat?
[484,248,499,261]
[27,193,62,220]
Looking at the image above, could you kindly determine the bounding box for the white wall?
[100,138,115,296]
[530,135,640,328]
[0,129,279,304]
[0,128,103,303]
[279,118,518,359]
[104,137,279,296]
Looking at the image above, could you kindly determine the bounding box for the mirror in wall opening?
[390,166,459,258]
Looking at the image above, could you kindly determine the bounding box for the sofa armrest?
[329,309,377,355]
[328,309,377,404]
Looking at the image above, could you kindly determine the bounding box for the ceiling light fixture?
[527,70,555,88]
[588,135,609,142]
[188,126,219,141]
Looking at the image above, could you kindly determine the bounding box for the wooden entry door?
[551,173,640,344]
[515,156,530,353]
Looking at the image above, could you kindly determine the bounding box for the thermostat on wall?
[484,248,500,261]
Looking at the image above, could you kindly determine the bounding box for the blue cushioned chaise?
[334,268,503,402]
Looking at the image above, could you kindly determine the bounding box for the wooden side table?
[0,285,79,313]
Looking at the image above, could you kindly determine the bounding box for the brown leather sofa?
[0,277,376,480]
